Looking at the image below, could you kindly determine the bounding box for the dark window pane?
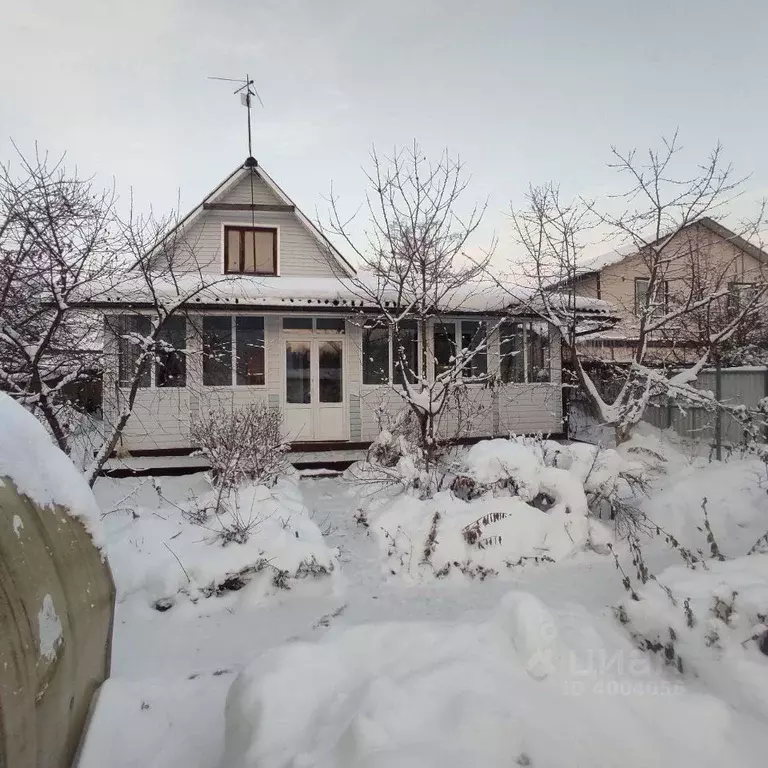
[363,324,389,385]
[286,341,311,403]
[202,316,232,386]
[156,316,186,387]
[116,314,151,388]
[316,317,345,333]
[393,320,419,385]
[319,340,343,402]
[236,316,265,385]
[635,278,649,315]
[461,320,487,379]
[283,317,313,330]
[433,321,455,379]
[224,227,276,275]
[529,321,550,383]
[500,323,525,384]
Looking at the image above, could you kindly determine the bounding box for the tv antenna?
[208,74,264,159]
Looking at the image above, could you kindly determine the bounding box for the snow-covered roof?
[77,272,614,317]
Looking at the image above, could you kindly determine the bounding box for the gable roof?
[151,157,357,278]
[579,217,768,278]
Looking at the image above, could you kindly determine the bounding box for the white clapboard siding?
[102,311,565,455]
[172,173,347,278]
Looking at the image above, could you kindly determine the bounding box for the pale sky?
[2,0,767,263]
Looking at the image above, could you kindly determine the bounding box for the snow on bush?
[0,391,103,545]
[617,554,768,721]
[362,437,629,580]
[93,473,337,611]
[219,590,763,768]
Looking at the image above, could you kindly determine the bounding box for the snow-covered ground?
[75,431,768,768]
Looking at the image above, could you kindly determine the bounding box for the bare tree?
[0,146,225,486]
[508,135,768,444]
[325,143,498,464]
[0,147,120,451]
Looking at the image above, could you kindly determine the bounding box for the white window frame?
[115,313,188,390]
[433,317,487,383]
[361,320,421,387]
[499,320,552,385]
[201,314,267,387]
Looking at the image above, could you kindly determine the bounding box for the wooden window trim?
[223,225,278,275]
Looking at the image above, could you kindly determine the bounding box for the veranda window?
[155,316,187,388]
[116,314,151,388]
[500,321,551,383]
[224,226,277,275]
[115,314,186,388]
[202,316,265,386]
[433,320,487,379]
[393,320,419,385]
[362,322,390,385]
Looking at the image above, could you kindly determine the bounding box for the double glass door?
[285,339,345,440]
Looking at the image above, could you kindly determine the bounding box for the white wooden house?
[94,157,588,465]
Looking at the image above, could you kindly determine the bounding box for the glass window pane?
[226,229,240,272]
[393,320,419,385]
[253,230,275,273]
[286,341,311,403]
[461,320,486,379]
[529,322,551,383]
[363,324,389,384]
[116,314,151,388]
[500,322,525,383]
[156,316,186,388]
[433,321,455,379]
[319,340,343,403]
[316,317,345,333]
[236,316,265,385]
[635,279,649,315]
[202,316,232,386]
[243,230,256,272]
[283,317,313,331]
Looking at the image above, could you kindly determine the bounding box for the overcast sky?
[2,0,767,262]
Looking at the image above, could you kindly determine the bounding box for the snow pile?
[638,453,768,555]
[219,590,762,768]
[93,474,337,610]
[0,391,103,545]
[618,554,768,721]
[362,437,643,580]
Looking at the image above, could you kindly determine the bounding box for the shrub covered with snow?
[358,437,637,580]
[93,473,337,610]
[617,554,768,721]
[219,589,763,768]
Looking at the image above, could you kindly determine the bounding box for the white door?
[284,338,346,441]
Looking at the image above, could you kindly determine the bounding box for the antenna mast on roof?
[207,74,264,159]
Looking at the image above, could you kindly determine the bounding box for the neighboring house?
[90,157,608,464]
[565,218,768,364]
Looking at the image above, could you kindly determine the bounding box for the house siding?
[103,311,564,454]
[166,172,347,279]
[573,223,766,363]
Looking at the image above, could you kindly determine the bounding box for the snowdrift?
[219,590,763,768]
[619,554,768,721]
[362,437,638,580]
[93,474,337,610]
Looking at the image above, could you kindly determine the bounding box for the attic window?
[224,226,277,275]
